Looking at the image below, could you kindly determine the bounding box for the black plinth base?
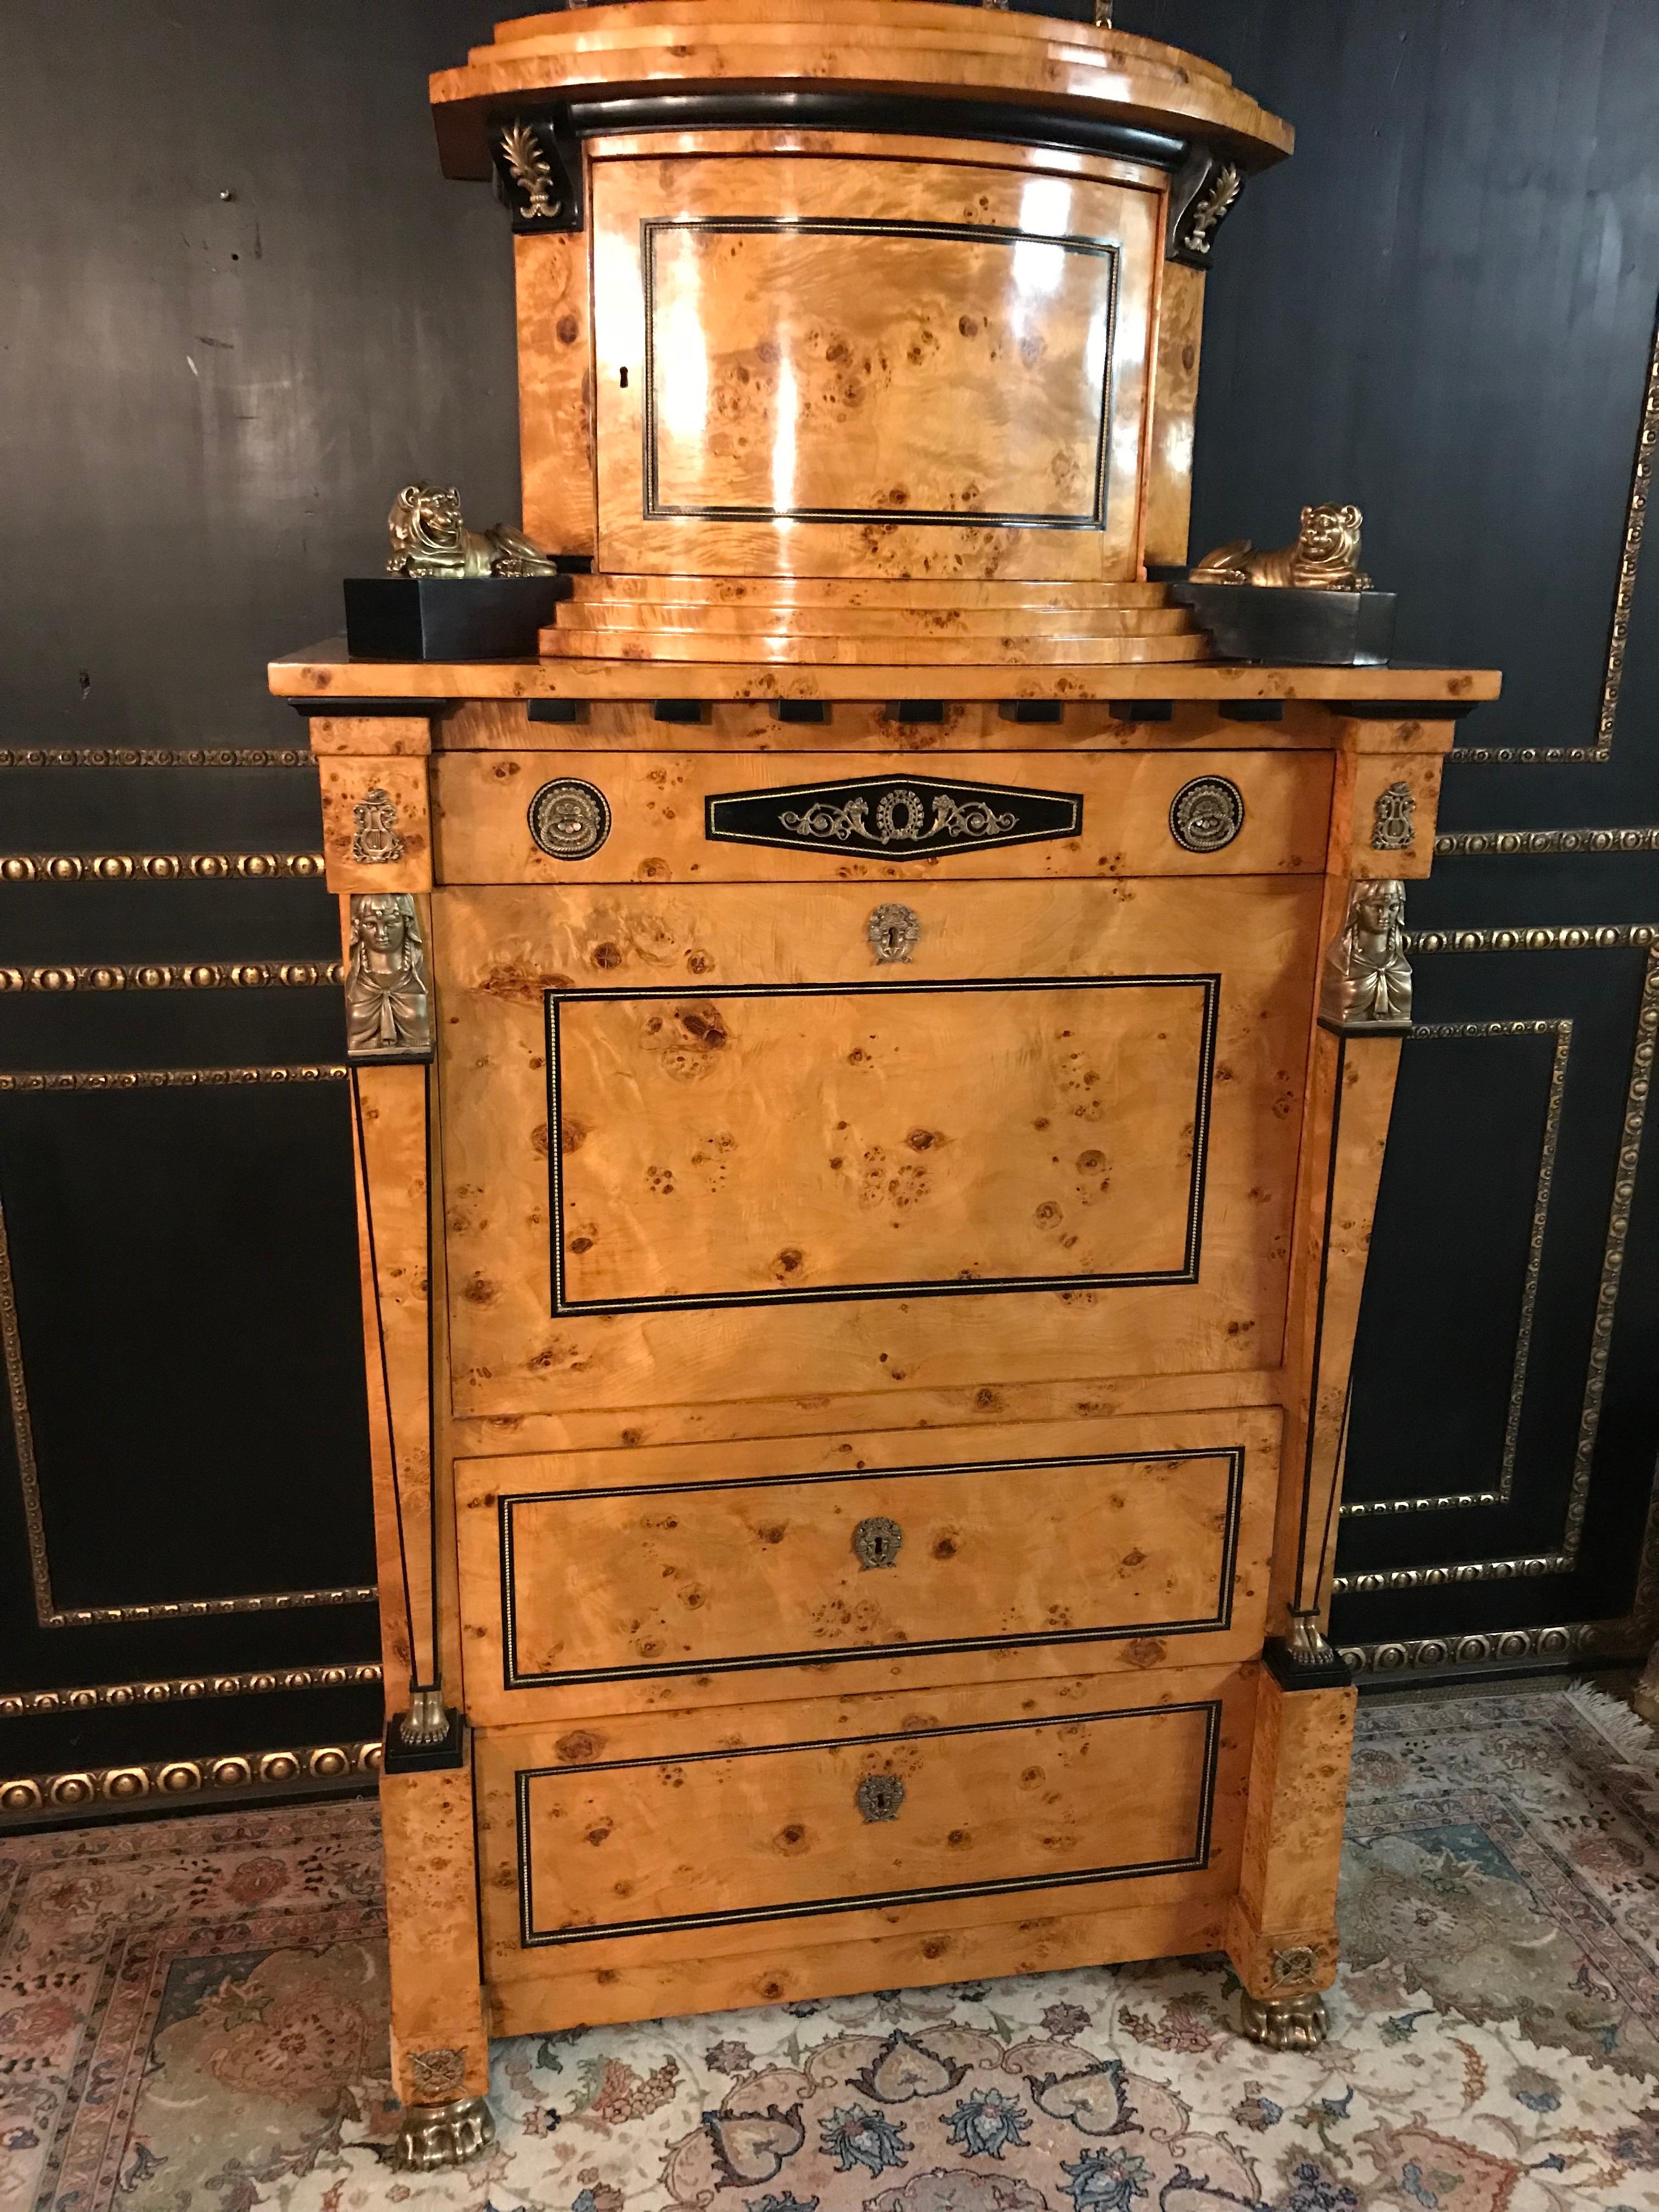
[381,1707,467,1773]
[1263,1638,1354,1692]
[344,575,572,662]
[1170,582,1397,667]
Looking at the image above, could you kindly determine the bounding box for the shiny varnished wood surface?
[454,1408,1278,1724]
[430,3,1295,182]
[272,642,1503,707]
[434,876,1316,1420]
[588,151,1161,583]
[431,747,1333,883]
[473,1664,1256,1988]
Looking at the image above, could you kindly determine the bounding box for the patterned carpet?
[4,1686,1659,2211]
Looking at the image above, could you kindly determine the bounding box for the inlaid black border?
[640,216,1120,529]
[497,1443,1244,1690]
[514,1697,1221,1948]
[545,974,1220,1316]
[704,773,1085,858]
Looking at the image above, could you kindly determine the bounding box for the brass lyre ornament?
[351,786,404,865]
[1192,504,1371,591]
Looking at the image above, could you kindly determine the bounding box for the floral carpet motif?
[2,1687,1659,2211]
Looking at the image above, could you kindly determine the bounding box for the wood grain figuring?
[271,643,1503,707]
[474,1664,1256,1983]
[431,697,1462,759]
[589,153,1159,582]
[1144,262,1205,569]
[349,1051,441,1701]
[435,877,1317,1418]
[1225,1672,1356,1999]
[455,1408,1278,1723]
[446,1366,1282,1464]
[320,755,432,895]
[556,981,1209,1307]
[488,1894,1227,2034]
[430,5,1295,182]
[304,713,431,759]
[516,231,597,557]
[432,748,1331,884]
[381,1753,491,2103]
[1272,1010,1402,1628]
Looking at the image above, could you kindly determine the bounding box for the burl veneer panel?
[474,1663,1256,1985]
[455,1407,1279,1723]
[431,748,1333,884]
[435,876,1319,1418]
[589,152,1160,580]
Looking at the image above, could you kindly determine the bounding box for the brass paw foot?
[1240,1990,1328,2050]
[394,2094,495,2170]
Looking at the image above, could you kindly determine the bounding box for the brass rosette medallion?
[1169,776,1245,854]
[528,778,612,860]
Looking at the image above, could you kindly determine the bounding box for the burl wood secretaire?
[269,1,1499,2170]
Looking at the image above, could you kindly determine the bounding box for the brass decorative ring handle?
[853,1515,903,1570]
[856,1773,905,1823]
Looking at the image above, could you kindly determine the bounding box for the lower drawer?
[456,1408,1278,1723]
[475,1662,1256,2002]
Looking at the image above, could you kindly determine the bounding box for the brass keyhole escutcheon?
[856,1773,905,1823]
[867,901,919,964]
[853,1515,903,1570]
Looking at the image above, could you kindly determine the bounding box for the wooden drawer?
[432,748,1332,884]
[437,876,1318,1419]
[456,1409,1277,1724]
[475,1664,1255,2008]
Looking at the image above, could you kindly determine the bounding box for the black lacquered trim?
[514,1698,1221,1947]
[497,1444,1244,1690]
[545,973,1219,1315]
[556,91,1192,173]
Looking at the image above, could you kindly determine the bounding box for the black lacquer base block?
[1170,582,1397,667]
[344,575,573,661]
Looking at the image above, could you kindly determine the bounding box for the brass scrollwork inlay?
[0,747,312,769]
[0,1739,382,1819]
[0,1662,382,1718]
[1334,930,1658,1592]
[1454,289,1659,765]
[0,1154,372,1628]
[0,1066,346,1092]
[0,961,342,992]
[1436,828,1659,856]
[1341,1624,1589,1675]
[0,853,324,882]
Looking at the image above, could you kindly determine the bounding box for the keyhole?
[619,365,630,388]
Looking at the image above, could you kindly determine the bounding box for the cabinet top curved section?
[428,0,1294,179]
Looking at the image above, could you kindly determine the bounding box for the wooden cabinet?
[272,0,1499,2172]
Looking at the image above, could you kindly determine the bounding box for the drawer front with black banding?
[430,748,1331,883]
[454,1409,1278,1725]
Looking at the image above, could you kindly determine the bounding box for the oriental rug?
[3,1685,1659,2212]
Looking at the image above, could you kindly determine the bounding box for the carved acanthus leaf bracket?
[1167,149,1245,268]
[492,110,584,233]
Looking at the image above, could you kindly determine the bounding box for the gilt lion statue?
[1190,502,1370,591]
[386,482,561,579]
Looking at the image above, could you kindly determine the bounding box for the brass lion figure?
[1191,502,1370,591]
[386,482,561,579]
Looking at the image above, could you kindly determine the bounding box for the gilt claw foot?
[1240,1990,1328,2050]
[394,2095,495,2170]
